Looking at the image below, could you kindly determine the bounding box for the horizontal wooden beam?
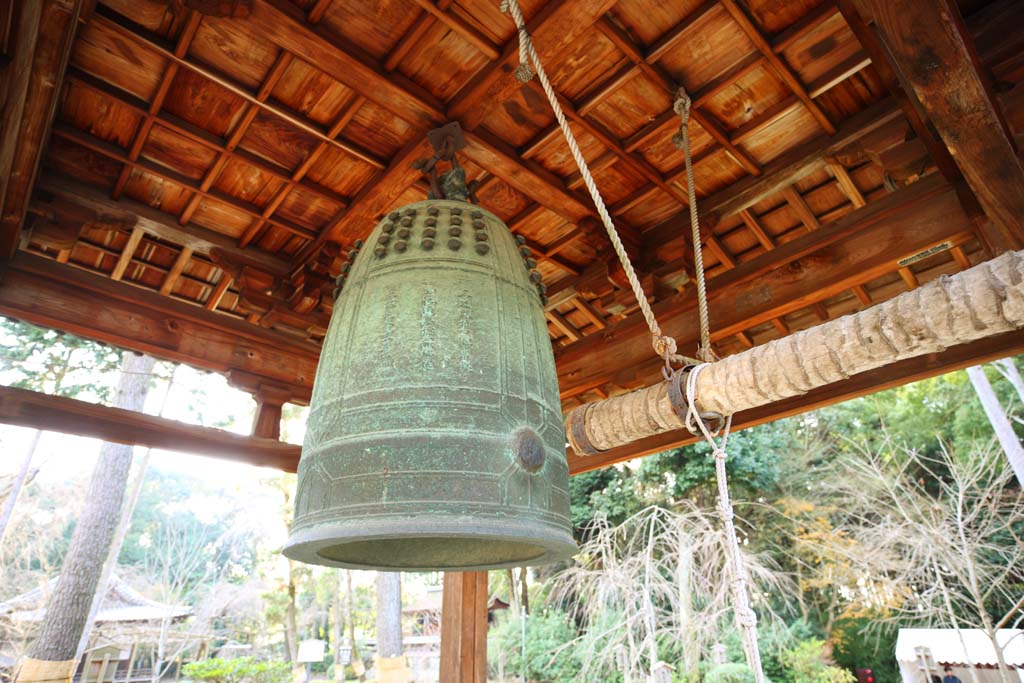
[558,174,968,397]
[0,251,318,396]
[33,174,292,276]
[568,328,1024,473]
[0,384,300,471]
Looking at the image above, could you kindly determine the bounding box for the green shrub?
[488,610,581,682]
[781,640,855,683]
[705,663,756,683]
[182,657,290,683]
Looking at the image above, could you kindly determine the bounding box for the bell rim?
[283,516,578,572]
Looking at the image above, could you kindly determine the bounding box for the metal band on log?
[567,250,1024,454]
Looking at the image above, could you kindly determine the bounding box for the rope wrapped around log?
[567,250,1024,455]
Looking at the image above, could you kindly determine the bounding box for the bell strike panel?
[285,200,576,571]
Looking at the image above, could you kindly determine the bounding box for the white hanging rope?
[685,364,765,683]
[672,90,713,361]
[499,4,766,679]
[500,0,693,366]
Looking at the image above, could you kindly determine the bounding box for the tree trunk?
[993,357,1024,404]
[568,249,1024,454]
[347,570,364,682]
[506,568,519,616]
[17,352,154,679]
[0,430,41,546]
[376,572,403,659]
[334,571,345,683]
[519,568,529,616]
[285,561,298,662]
[967,365,1024,486]
[75,450,152,661]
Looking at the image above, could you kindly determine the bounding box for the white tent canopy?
[896,629,1024,683]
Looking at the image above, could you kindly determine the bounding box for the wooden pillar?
[251,389,287,440]
[439,572,488,683]
[228,371,301,441]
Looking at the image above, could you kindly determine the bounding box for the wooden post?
[251,390,286,440]
[440,572,488,683]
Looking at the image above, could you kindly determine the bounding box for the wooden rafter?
[111,11,202,199]
[719,0,837,134]
[178,50,295,226]
[65,70,358,209]
[52,124,319,243]
[854,0,1024,253]
[34,175,292,275]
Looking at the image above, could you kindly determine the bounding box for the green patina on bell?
[283,192,577,571]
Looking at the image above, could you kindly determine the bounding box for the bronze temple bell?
[284,126,577,571]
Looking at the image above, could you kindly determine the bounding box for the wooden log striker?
[567,250,1024,455]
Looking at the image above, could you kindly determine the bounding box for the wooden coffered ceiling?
[1,0,1023,469]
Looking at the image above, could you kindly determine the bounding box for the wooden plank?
[855,0,1024,252]
[51,124,319,243]
[547,310,581,342]
[568,328,1024,473]
[643,99,902,249]
[407,0,500,60]
[34,174,292,276]
[558,174,967,397]
[782,187,821,230]
[159,246,194,296]
[111,11,202,199]
[447,0,617,130]
[178,49,294,226]
[0,384,301,471]
[720,0,836,134]
[0,0,83,260]
[205,273,233,311]
[246,0,445,129]
[110,227,145,281]
[93,9,386,168]
[0,252,319,395]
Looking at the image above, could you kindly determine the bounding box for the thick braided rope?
[686,365,767,683]
[501,0,685,363]
[673,90,713,361]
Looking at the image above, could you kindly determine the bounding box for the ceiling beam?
[641,98,903,249]
[568,328,1024,473]
[245,0,445,129]
[0,251,318,397]
[32,174,293,276]
[0,0,83,260]
[0,384,300,472]
[853,0,1024,252]
[558,173,969,397]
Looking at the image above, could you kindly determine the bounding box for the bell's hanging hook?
[412,122,476,203]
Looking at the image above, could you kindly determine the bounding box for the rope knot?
[712,447,728,462]
[652,335,678,359]
[673,87,692,120]
[514,61,534,82]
